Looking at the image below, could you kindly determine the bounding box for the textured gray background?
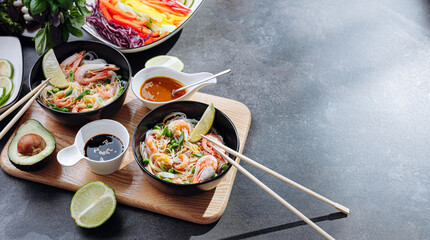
[1,0,430,239]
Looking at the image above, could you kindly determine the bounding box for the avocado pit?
[17,134,47,156]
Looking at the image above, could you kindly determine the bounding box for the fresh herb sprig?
[23,0,91,55]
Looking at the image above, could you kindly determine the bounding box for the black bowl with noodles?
[29,40,131,127]
[132,101,240,196]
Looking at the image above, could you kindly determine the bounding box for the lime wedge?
[43,49,69,88]
[0,76,13,106]
[70,181,117,228]
[190,103,216,142]
[0,59,13,78]
[145,55,184,72]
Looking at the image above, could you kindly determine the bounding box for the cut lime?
[145,55,184,72]
[190,103,216,142]
[0,76,13,106]
[0,59,13,78]
[0,87,5,104]
[43,49,69,88]
[70,181,117,228]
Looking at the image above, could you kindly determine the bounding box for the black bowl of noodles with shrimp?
[29,40,131,127]
[132,101,240,196]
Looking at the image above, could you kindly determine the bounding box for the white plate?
[82,0,204,53]
[0,36,23,113]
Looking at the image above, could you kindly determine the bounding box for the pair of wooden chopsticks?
[0,80,50,140]
[201,135,350,240]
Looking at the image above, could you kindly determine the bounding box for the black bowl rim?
[132,101,240,187]
[28,40,132,115]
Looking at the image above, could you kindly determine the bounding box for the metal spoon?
[171,69,231,96]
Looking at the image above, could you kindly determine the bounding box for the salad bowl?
[131,66,217,109]
[82,0,204,53]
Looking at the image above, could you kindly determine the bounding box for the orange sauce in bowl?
[140,76,187,102]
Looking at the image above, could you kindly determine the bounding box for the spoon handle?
[172,69,231,96]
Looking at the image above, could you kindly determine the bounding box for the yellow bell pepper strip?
[123,0,164,23]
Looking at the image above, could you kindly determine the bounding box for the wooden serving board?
[0,92,251,224]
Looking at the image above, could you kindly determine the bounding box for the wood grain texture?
[0,92,251,224]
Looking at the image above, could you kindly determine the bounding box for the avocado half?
[8,119,56,171]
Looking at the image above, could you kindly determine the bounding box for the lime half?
[190,103,216,142]
[0,87,5,104]
[0,76,13,106]
[70,181,117,228]
[0,59,14,78]
[145,55,184,72]
[43,49,69,88]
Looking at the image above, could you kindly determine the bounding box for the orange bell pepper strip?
[101,0,137,20]
[99,1,112,22]
[152,31,168,41]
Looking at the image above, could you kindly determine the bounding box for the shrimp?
[192,155,218,183]
[53,92,71,108]
[97,85,116,100]
[72,103,86,113]
[202,133,226,160]
[74,64,119,85]
[145,135,158,156]
[169,119,191,137]
[173,154,189,170]
[60,50,85,76]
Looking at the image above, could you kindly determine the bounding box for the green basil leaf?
[69,11,85,27]
[23,0,31,7]
[56,0,73,10]
[33,27,47,55]
[66,23,83,37]
[75,0,91,16]
[30,0,47,14]
[47,0,59,15]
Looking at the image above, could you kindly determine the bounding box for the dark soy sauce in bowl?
[84,134,123,161]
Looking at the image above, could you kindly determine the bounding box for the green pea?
[52,88,60,93]
[170,139,176,144]
[171,143,179,148]
[213,173,218,178]
[191,167,195,174]
[222,165,229,170]
[168,168,176,174]
[117,75,123,80]
[142,158,149,165]
[184,181,191,185]
[96,83,101,87]
[86,103,93,108]
[164,179,172,183]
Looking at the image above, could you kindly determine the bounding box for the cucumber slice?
[0,59,14,78]
[0,76,13,106]
[186,0,194,8]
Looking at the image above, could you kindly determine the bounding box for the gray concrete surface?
[2,0,430,239]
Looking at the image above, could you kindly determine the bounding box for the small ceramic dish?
[131,66,217,110]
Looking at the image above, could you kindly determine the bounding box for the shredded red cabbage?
[86,0,146,48]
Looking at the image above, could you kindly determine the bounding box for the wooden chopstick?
[0,80,49,140]
[0,80,49,122]
[201,134,350,215]
[208,142,335,240]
